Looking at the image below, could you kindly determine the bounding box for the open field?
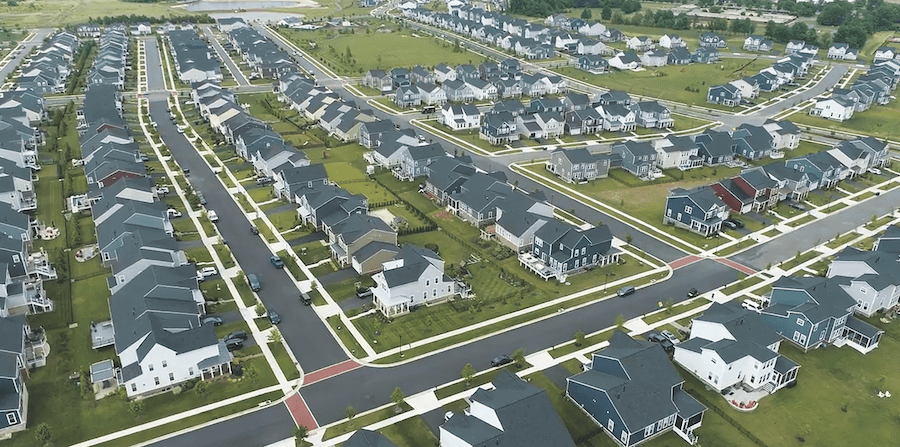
[0,0,200,29]
[555,58,773,106]
[789,97,900,141]
[278,20,490,75]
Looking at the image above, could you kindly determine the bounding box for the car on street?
[617,286,636,297]
[224,330,248,342]
[207,210,218,222]
[270,255,284,269]
[250,224,259,235]
[687,287,699,297]
[267,308,282,325]
[301,293,312,306]
[247,273,261,292]
[490,354,512,367]
[202,316,223,326]
[225,339,243,351]
[196,191,207,205]
[197,266,218,280]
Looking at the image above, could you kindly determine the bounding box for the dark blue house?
[663,185,729,236]
[610,140,656,178]
[694,130,736,166]
[530,221,617,280]
[567,331,706,447]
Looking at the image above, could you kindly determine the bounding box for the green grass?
[780,251,820,271]
[278,21,490,76]
[296,241,331,264]
[560,358,585,375]
[269,342,300,380]
[379,416,440,447]
[276,249,307,281]
[324,274,374,302]
[642,298,710,325]
[435,363,531,400]
[213,243,235,269]
[853,191,877,202]
[322,402,414,440]
[762,228,781,238]
[342,179,398,204]
[254,217,279,243]
[185,246,214,264]
[788,92,900,140]
[198,214,218,237]
[267,209,301,232]
[866,215,893,231]
[309,261,337,278]
[327,315,366,358]
[555,58,773,106]
[721,276,765,296]
[234,273,258,307]
[785,214,816,228]
[200,279,231,302]
[247,186,276,204]
[325,161,367,182]
[821,202,849,214]
[549,329,616,358]
[714,238,758,257]
[826,232,861,249]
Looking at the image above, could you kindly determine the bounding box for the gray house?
[546,147,610,183]
[611,140,657,178]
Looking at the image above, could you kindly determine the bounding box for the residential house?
[743,35,773,52]
[0,315,28,437]
[273,163,328,202]
[785,40,806,54]
[728,77,759,99]
[567,332,706,447]
[827,43,858,60]
[667,47,692,65]
[527,221,617,279]
[630,101,673,128]
[439,103,480,130]
[393,85,421,108]
[441,370,576,447]
[827,246,900,317]
[577,55,610,74]
[364,69,393,93]
[398,143,445,179]
[762,162,814,202]
[626,36,654,52]
[480,111,519,145]
[608,52,642,71]
[371,245,456,316]
[434,63,457,83]
[692,47,720,64]
[596,103,636,132]
[784,151,844,189]
[599,90,632,106]
[874,46,897,62]
[809,97,855,121]
[328,214,398,274]
[659,34,685,49]
[695,130,736,166]
[296,183,367,230]
[760,276,883,354]
[654,135,702,171]
[713,166,778,213]
[410,65,434,84]
[707,84,742,107]
[699,32,726,48]
[674,302,800,395]
[546,147,611,183]
[493,191,554,252]
[611,140,657,178]
[663,185,729,236]
[465,78,498,101]
[732,124,775,160]
[441,79,475,103]
[641,50,668,68]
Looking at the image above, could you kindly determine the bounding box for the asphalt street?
[144,39,349,372]
[146,403,295,447]
[0,29,53,81]
[202,25,250,86]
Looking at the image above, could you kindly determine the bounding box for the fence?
[685,385,773,447]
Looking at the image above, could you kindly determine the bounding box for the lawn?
[269,341,300,380]
[642,298,710,325]
[341,179,398,205]
[779,251,820,271]
[266,209,302,232]
[554,58,773,106]
[213,243,235,269]
[379,416,439,447]
[435,363,531,400]
[327,315,366,358]
[788,95,900,141]
[821,202,849,214]
[254,217,279,243]
[278,21,490,75]
[325,161,367,182]
[276,249,307,281]
[247,186,276,204]
[826,231,861,249]
[785,214,816,228]
[324,274,375,302]
[720,276,765,296]
[714,238,758,257]
[234,273,259,307]
[322,402,414,440]
[865,215,893,231]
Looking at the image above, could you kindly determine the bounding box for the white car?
[207,210,218,222]
[166,208,182,218]
[197,267,218,280]
[176,126,185,134]
[156,185,170,195]
[869,167,882,175]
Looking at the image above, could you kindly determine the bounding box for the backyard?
[788,97,900,141]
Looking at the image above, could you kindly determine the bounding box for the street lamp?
[604,272,616,292]
[399,334,403,358]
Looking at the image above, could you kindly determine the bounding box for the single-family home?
[364,69,393,93]
[328,214,398,274]
[699,32,726,48]
[732,124,775,160]
[827,43,858,60]
[707,84,742,107]
[480,111,519,145]
[659,34,685,49]
[654,135,702,171]
[608,52,642,71]
[827,246,900,317]
[667,47,692,65]
[527,220,617,279]
[809,97,855,121]
[439,103,480,130]
[371,245,457,316]
[728,77,759,99]
[695,130,736,166]
[743,35,773,52]
[611,140,657,178]
[663,185,729,236]
[630,101,673,128]
[547,147,611,183]
[641,50,668,68]
[626,36,654,52]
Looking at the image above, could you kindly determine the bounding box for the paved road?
[146,403,294,447]
[144,39,349,372]
[0,29,53,81]
[202,25,250,86]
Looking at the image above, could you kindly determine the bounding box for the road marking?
[668,255,702,270]
[284,393,318,429]
[715,258,757,275]
[302,359,360,387]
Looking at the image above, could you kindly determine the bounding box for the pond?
[184,0,318,11]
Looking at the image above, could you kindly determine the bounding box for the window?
[710,357,716,364]
[7,413,17,425]
[793,331,802,342]
[860,287,868,294]
[11,254,19,263]
[581,247,586,255]
[131,384,137,392]
[644,425,654,437]
[169,373,175,381]
[684,205,693,214]
[666,208,672,217]
[154,377,160,386]
[797,318,805,326]
[162,360,167,368]
[620,431,629,444]
[189,367,194,376]
[607,419,614,432]
[426,280,430,286]
[148,364,154,371]
[435,277,439,285]
[432,289,436,296]
[102,252,111,261]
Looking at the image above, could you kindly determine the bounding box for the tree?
[461,362,476,385]
[245,362,259,383]
[345,45,352,60]
[625,233,633,244]
[665,298,675,314]
[835,21,869,50]
[294,425,309,446]
[256,303,266,317]
[346,404,357,420]
[34,422,52,444]
[601,6,612,20]
[575,329,586,346]
[268,328,283,344]
[615,314,626,330]
[512,348,526,368]
[818,1,854,26]
[581,8,592,20]
[80,370,93,400]
[194,379,209,399]
[390,386,406,412]
[129,399,146,420]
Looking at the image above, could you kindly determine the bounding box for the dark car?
[659,339,675,353]
[490,355,512,367]
[786,201,806,211]
[727,218,745,229]
[224,330,248,342]
[225,339,243,351]
[645,331,666,343]
[201,316,223,326]
[301,293,312,306]
[617,286,635,297]
[356,288,373,299]
[270,255,284,269]
[250,224,259,235]
[268,308,282,325]
[722,220,738,230]
[196,191,207,205]
[247,273,261,292]
[687,288,699,298]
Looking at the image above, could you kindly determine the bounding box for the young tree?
[268,328,283,344]
[390,386,406,412]
[581,8,592,20]
[512,348,526,368]
[245,362,259,384]
[294,425,309,446]
[575,330,586,346]
[34,422,52,444]
[256,303,266,317]
[615,314,626,330]
[129,399,146,420]
[625,233,633,244]
[194,379,209,399]
[461,362,476,385]
[346,404,357,420]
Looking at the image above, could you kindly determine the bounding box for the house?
[760,276,883,354]
[763,162,814,202]
[328,214,398,274]
[417,83,448,106]
[393,85,421,108]
[439,103,480,130]
[296,183,367,230]
[707,84,742,107]
[441,79,475,103]
[480,111,519,145]
[663,185,729,236]
[546,147,611,183]
[422,155,476,204]
[399,143,445,179]
[659,34,685,49]
[434,63,456,83]
[565,108,604,135]
[0,315,28,437]
[873,226,900,254]
[827,43,858,60]
[728,77,759,100]
[344,430,397,447]
[827,246,900,317]
[641,50,668,68]
[410,65,434,84]
[577,39,611,56]
[695,130,735,166]
[578,22,607,37]
[732,124,775,160]
[692,47,720,64]
[713,166,778,213]
[750,72,780,92]
[809,96,855,121]
[493,191,555,252]
[599,90,632,106]
[273,163,328,202]
[762,119,801,150]
[517,112,564,139]
[667,47,692,65]
[611,140,657,178]
[526,221,617,279]
[743,35,773,52]
[577,55,610,74]
[364,69,393,93]
[608,52,642,71]
[874,46,897,62]
[596,103,636,132]
[371,245,456,316]
[654,135,702,171]
[446,171,509,225]
[358,119,396,149]
[675,302,800,395]
[441,370,576,447]
[785,40,806,54]
[626,36,654,52]
[567,332,706,447]
[465,78,498,101]
[630,101,673,128]
[699,32,726,48]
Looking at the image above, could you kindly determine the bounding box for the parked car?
[659,338,675,353]
[270,255,284,269]
[356,288,373,299]
[247,273,261,292]
[207,210,218,222]
[645,331,666,343]
[660,330,680,344]
[267,308,282,325]
[225,339,243,351]
[490,354,512,367]
[202,316,223,326]
[166,208,182,218]
[197,266,218,280]
[256,176,274,185]
[617,286,636,297]
[722,220,738,230]
[869,167,882,175]
[687,288,699,298]
[786,201,806,211]
[196,191,207,205]
[156,185,169,195]
[726,218,744,229]
[300,293,312,306]
[250,224,259,235]
[224,330,248,341]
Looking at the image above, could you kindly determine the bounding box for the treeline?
[72,13,216,26]
[509,0,571,18]
[573,0,641,14]
[608,10,692,30]
[812,0,900,50]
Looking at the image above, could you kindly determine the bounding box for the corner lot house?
[546,147,610,183]
[371,245,457,316]
[663,185,729,236]
[567,332,706,446]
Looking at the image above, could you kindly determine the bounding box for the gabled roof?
[668,185,724,213]
[381,245,442,287]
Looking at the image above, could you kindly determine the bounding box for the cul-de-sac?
[0,0,899,446]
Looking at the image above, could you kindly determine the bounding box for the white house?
[728,77,759,99]
[809,97,855,121]
[674,302,800,395]
[608,52,641,71]
[371,245,457,316]
[439,103,480,130]
[659,34,685,49]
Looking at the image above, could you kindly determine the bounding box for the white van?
[742,299,761,311]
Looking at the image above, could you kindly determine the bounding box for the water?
[183,0,317,11]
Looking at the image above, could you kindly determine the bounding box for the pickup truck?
[207,210,218,222]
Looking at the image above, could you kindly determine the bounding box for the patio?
[722,385,769,411]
